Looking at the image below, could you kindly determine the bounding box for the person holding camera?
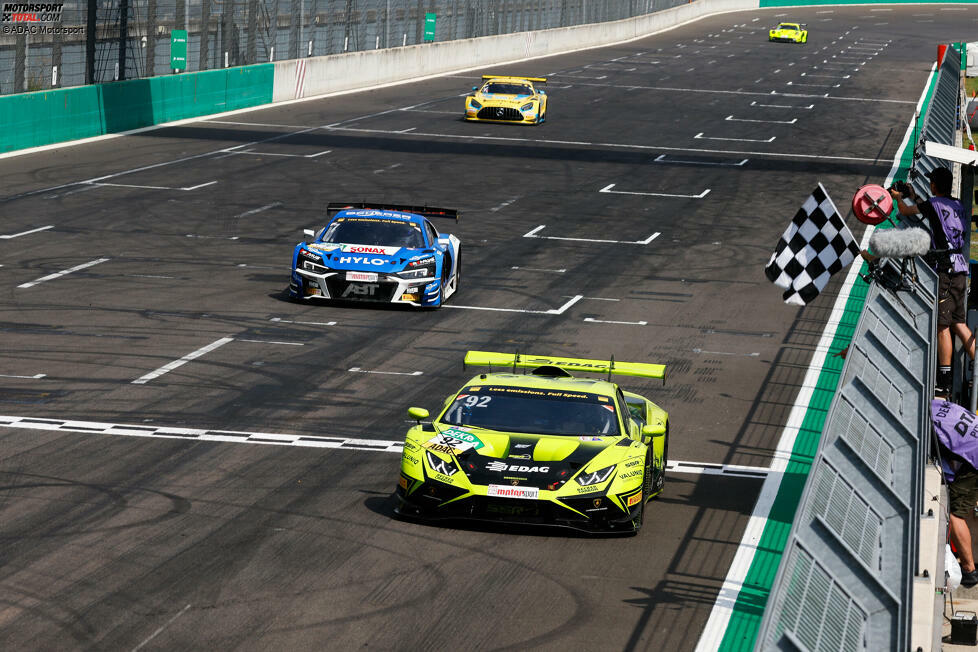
[890,167,973,395]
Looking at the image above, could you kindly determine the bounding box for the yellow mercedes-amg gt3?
[464,75,548,125]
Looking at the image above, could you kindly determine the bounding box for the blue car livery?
[289,203,461,307]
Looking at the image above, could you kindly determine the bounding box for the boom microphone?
[868,227,931,259]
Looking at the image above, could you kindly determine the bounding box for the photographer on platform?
[890,167,974,395]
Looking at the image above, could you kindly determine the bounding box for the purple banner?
[932,398,978,482]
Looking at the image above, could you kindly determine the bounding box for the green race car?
[769,22,807,43]
[394,351,669,534]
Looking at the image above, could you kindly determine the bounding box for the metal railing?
[0,0,689,94]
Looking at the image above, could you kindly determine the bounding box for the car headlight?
[398,267,434,279]
[397,256,436,279]
[426,451,459,477]
[298,249,330,273]
[521,102,534,112]
[574,464,616,486]
[469,99,482,110]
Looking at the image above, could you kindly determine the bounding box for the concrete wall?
[273,0,759,103]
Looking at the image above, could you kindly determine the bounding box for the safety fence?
[0,0,689,95]
[755,46,962,652]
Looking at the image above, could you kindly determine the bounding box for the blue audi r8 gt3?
[288,203,461,307]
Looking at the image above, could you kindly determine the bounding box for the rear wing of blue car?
[326,202,460,222]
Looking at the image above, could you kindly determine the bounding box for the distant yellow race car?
[464,75,548,125]
[769,22,807,43]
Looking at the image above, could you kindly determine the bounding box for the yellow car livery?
[464,75,548,125]
[769,22,807,44]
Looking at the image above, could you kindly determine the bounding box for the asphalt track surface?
[0,6,975,651]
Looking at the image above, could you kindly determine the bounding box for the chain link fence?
[0,0,688,95]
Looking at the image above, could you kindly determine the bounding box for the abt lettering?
[341,283,379,297]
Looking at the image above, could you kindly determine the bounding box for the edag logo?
[2,2,64,22]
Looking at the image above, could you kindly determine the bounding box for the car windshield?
[321,217,425,248]
[440,385,621,436]
[779,23,797,29]
[484,83,533,95]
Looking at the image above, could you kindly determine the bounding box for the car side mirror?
[303,229,315,237]
[640,423,665,444]
[472,86,478,91]
[408,407,430,423]
[641,423,666,437]
[539,90,546,95]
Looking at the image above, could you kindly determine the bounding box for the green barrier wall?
[0,64,273,154]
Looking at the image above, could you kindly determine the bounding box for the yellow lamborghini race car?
[394,351,669,534]
[769,22,807,43]
[464,75,548,125]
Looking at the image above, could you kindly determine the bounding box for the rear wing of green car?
[464,351,666,383]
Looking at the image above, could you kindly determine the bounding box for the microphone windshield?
[868,227,931,259]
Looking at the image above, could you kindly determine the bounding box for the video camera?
[889,180,914,197]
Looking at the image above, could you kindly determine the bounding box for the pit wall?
[0,65,273,154]
[0,0,757,154]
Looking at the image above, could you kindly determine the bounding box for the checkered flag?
[765,183,859,306]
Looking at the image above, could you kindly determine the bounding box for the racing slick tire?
[652,424,669,495]
[454,252,461,296]
[631,453,652,533]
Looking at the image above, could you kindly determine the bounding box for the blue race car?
[288,202,461,307]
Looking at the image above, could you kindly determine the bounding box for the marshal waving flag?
[765,183,860,305]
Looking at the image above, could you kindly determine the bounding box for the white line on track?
[511,266,566,273]
[132,604,192,652]
[524,224,660,245]
[600,183,710,198]
[446,294,584,315]
[801,73,850,79]
[235,202,282,218]
[694,133,775,143]
[131,337,234,385]
[725,115,796,125]
[349,367,423,376]
[787,82,840,88]
[490,198,519,212]
[270,317,337,326]
[17,258,109,289]
[0,373,45,379]
[232,149,331,158]
[653,154,748,166]
[92,180,218,191]
[0,225,53,239]
[692,348,760,357]
[205,120,315,128]
[750,101,813,109]
[213,123,889,163]
[238,339,304,346]
[0,414,772,477]
[583,318,647,326]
